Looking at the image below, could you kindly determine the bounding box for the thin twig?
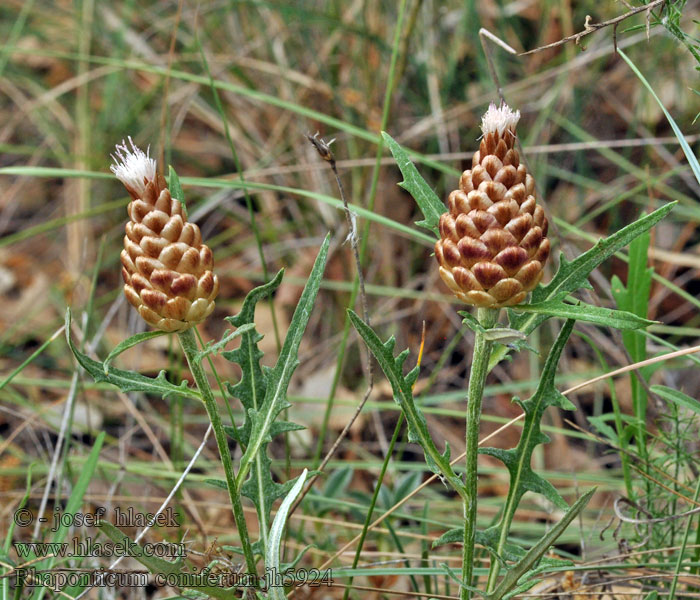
[288,133,374,516]
[615,496,700,526]
[562,343,700,395]
[515,0,667,56]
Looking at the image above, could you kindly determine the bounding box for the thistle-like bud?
[112,138,219,332]
[435,104,550,307]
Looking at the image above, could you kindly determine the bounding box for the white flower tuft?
[110,137,157,197]
[480,102,521,136]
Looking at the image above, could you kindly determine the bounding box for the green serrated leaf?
[491,202,675,369]
[460,311,487,334]
[652,385,700,415]
[220,268,292,552]
[65,310,199,401]
[224,269,284,443]
[168,165,187,216]
[103,330,168,374]
[487,488,595,600]
[474,527,534,567]
[269,421,305,436]
[382,131,443,237]
[512,299,655,330]
[235,236,329,538]
[481,320,576,587]
[432,526,462,548]
[349,310,467,502]
[532,207,671,307]
[479,447,518,469]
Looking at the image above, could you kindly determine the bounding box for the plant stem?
[177,328,257,578]
[669,472,700,600]
[342,414,404,600]
[461,307,498,600]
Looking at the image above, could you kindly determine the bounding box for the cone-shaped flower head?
[434,103,550,307]
[112,138,219,332]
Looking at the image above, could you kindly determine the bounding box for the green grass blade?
[618,48,700,187]
[32,432,105,600]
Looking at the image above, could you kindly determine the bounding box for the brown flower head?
[434,103,550,307]
[112,138,219,332]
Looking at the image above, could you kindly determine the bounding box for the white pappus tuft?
[110,137,157,197]
[480,102,521,136]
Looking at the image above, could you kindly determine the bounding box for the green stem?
[342,414,404,600]
[461,307,498,600]
[669,471,700,600]
[177,328,257,578]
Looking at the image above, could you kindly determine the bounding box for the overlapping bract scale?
[121,174,219,331]
[435,126,549,307]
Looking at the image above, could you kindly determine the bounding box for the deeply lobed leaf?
[349,310,466,500]
[478,320,577,580]
[234,235,330,529]
[221,269,295,551]
[65,309,199,401]
[382,131,444,237]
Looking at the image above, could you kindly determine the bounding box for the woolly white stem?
[110,136,156,197]
[480,102,520,136]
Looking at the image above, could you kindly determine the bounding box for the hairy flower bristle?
[110,137,157,198]
[480,102,521,137]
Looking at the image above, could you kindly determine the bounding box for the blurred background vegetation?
[1,1,699,598]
